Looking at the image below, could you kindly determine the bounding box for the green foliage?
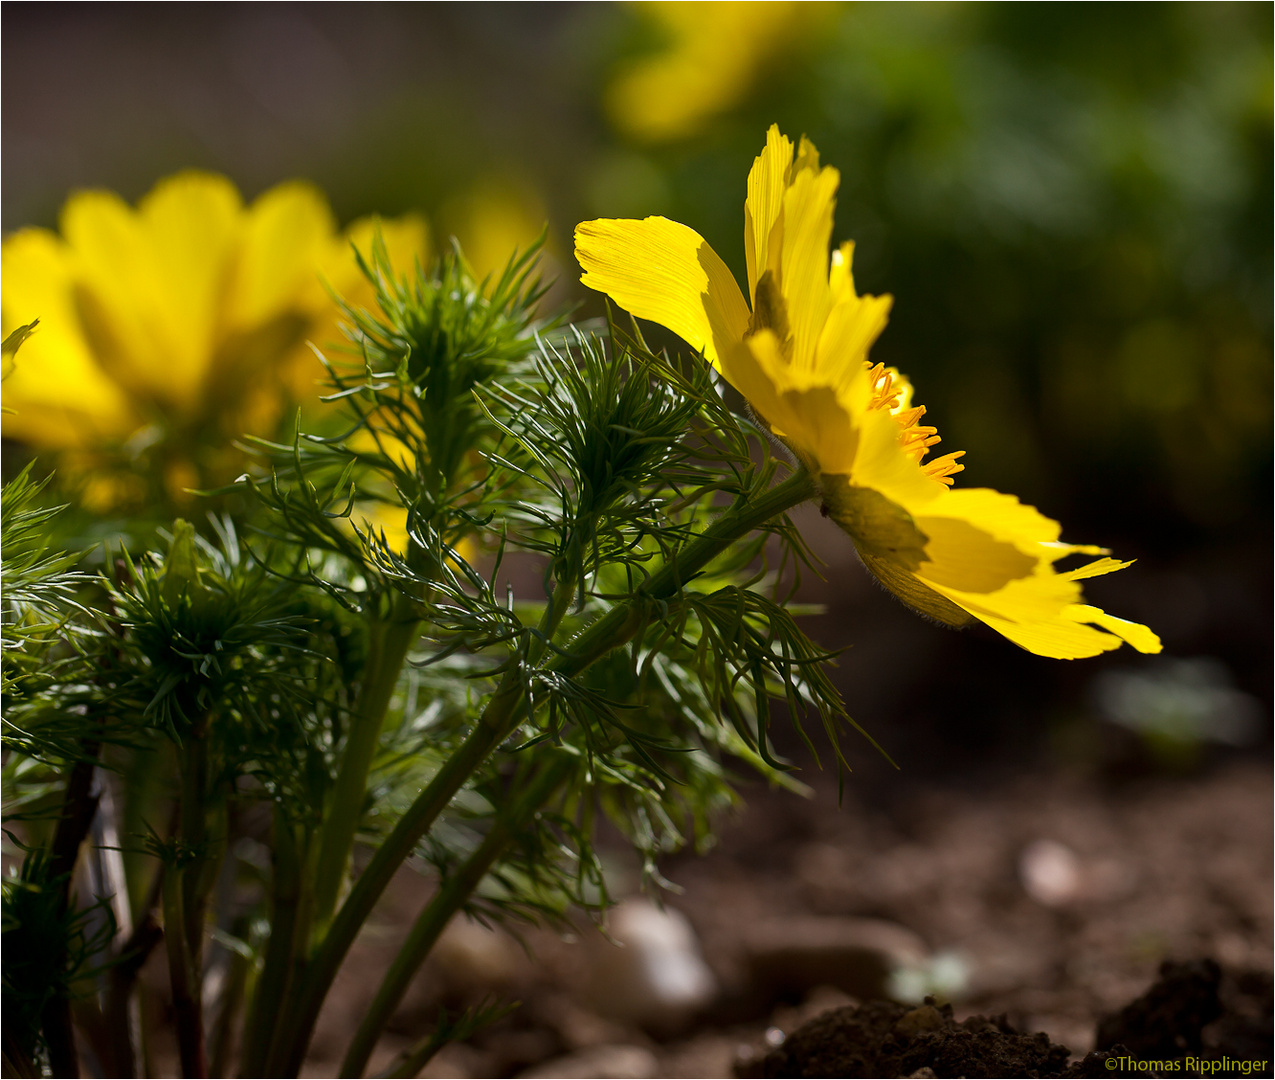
[108,519,311,741]
[1,465,100,765]
[329,231,554,504]
[1,848,116,1069]
[3,236,852,1079]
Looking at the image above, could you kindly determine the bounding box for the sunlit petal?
[779,161,838,370]
[575,216,750,371]
[575,126,1160,658]
[745,124,793,300]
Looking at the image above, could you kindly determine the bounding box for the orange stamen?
[861,360,968,481]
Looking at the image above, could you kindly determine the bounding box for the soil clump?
[741,960,1273,1079]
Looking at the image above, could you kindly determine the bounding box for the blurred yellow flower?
[575,125,1161,660]
[1,171,427,506]
[607,2,832,142]
[442,180,550,284]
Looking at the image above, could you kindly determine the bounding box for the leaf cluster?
[1,465,102,766]
[1,847,116,1068]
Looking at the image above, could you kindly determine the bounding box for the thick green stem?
[339,755,574,1078]
[269,466,814,1075]
[311,611,420,931]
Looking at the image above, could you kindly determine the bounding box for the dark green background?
[3,2,1270,778]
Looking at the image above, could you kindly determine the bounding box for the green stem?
[208,913,252,1080]
[311,610,420,931]
[162,861,206,1078]
[339,755,574,1078]
[39,743,101,1079]
[180,727,208,963]
[270,466,815,1075]
[238,808,302,1077]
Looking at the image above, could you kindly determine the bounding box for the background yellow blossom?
[1,173,427,506]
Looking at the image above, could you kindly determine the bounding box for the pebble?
[583,899,718,1029]
[515,1043,660,1079]
[431,916,527,993]
[1018,839,1083,907]
[744,915,929,1001]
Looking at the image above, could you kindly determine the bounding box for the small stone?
[431,916,526,994]
[744,916,928,1002]
[1018,839,1083,907]
[583,899,718,1030]
[515,1044,659,1079]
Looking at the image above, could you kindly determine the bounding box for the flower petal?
[227,180,336,329]
[0,227,137,446]
[960,596,1138,659]
[62,173,243,411]
[780,159,839,371]
[745,124,793,301]
[575,216,750,372]
[903,489,1162,659]
[1066,605,1162,654]
[912,515,1037,593]
[725,330,861,474]
[816,246,893,387]
[918,488,1065,548]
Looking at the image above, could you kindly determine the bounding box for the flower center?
[865,362,966,486]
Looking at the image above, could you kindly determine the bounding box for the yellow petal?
[912,514,1037,593]
[902,488,1160,659]
[964,601,1134,659]
[779,159,839,369]
[723,330,857,473]
[745,124,793,301]
[1066,605,1162,654]
[62,173,243,412]
[1060,556,1132,580]
[0,228,136,446]
[575,216,750,371]
[919,487,1065,549]
[226,180,336,329]
[816,247,894,388]
[842,389,947,510]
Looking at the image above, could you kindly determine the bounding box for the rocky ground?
[277,757,1271,1078]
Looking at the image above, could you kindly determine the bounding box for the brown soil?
[743,961,1273,1078]
[285,758,1272,1078]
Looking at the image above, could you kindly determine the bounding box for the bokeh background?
[4,4,1272,1073]
[4,1,1270,781]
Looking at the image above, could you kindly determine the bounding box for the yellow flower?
[1,171,427,505]
[574,125,1161,660]
[607,2,832,142]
